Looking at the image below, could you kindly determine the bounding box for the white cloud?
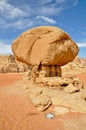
[77,43,86,47]
[0,0,65,19]
[38,5,64,16]
[37,16,57,24]
[4,18,40,30]
[9,8,26,18]
[1,15,57,30]
[38,0,53,4]
[56,0,65,3]
[12,19,36,30]
[0,0,79,30]
[0,0,26,18]
[0,41,12,54]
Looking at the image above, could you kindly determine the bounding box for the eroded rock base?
[24,71,85,112]
[36,76,83,91]
[39,65,62,77]
[27,78,86,112]
[27,65,61,83]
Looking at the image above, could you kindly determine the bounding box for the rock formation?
[0,55,29,73]
[12,26,79,78]
[62,56,86,75]
[11,26,85,112]
[27,76,84,111]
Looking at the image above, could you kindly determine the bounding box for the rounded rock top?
[12,26,79,66]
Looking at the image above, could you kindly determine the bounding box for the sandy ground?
[0,73,86,130]
[0,73,21,87]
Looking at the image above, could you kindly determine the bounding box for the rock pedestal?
[56,66,62,77]
[39,65,61,78]
[41,65,50,77]
[50,66,56,77]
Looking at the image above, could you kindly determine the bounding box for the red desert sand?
[0,73,86,130]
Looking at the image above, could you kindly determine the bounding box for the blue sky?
[0,0,86,57]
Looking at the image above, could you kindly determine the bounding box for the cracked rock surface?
[12,26,79,66]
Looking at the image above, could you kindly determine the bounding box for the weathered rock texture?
[0,55,29,73]
[30,89,52,111]
[26,76,85,112]
[12,26,79,77]
[62,56,86,75]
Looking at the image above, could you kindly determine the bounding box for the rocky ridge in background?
[0,55,30,73]
[62,56,86,75]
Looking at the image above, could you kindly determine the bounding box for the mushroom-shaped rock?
[12,26,79,77]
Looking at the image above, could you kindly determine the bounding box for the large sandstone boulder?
[12,26,79,66]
